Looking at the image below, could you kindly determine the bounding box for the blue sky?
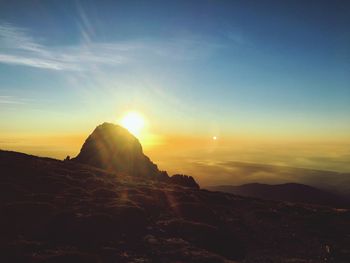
[0,0,349,140]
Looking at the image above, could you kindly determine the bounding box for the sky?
[1,0,350,187]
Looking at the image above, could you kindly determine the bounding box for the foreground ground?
[1,150,350,262]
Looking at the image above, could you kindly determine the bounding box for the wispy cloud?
[0,54,71,70]
[0,23,223,71]
[0,23,46,54]
[0,95,29,105]
[0,23,127,71]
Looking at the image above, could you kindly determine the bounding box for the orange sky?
[1,127,350,189]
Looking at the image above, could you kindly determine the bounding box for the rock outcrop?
[170,174,199,189]
[73,123,159,177]
[73,122,199,188]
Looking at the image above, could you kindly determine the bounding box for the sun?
[120,111,145,137]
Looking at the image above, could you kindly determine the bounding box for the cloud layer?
[163,158,350,194]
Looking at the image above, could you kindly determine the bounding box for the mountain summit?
[73,122,199,188]
[73,123,159,177]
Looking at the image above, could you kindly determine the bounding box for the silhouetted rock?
[170,174,200,189]
[73,123,159,177]
[72,123,199,188]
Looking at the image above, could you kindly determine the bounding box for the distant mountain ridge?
[207,183,350,208]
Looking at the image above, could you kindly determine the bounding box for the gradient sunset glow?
[1,1,349,188]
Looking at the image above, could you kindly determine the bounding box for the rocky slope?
[1,150,350,262]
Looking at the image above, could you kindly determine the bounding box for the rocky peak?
[73,123,159,177]
[72,122,199,188]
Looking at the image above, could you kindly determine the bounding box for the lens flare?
[120,112,145,137]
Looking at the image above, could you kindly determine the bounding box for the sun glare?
[120,111,145,137]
